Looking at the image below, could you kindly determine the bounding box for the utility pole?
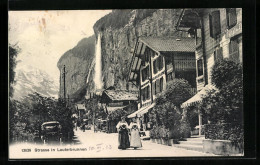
[63,65,66,99]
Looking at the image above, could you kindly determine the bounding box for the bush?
[149,79,192,140]
[199,59,243,124]
[199,59,243,148]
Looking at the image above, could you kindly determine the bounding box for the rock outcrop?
[57,35,96,101]
[93,9,188,90]
[58,9,189,101]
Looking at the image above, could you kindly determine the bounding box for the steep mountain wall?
[93,9,188,90]
[57,35,96,101]
[57,9,189,101]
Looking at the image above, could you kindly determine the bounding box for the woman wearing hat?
[129,117,142,149]
[116,116,130,150]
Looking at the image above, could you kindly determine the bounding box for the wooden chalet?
[100,89,138,133]
[127,36,197,130]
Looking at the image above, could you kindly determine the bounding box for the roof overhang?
[176,9,202,29]
[128,40,148,84]
[128,103,156,118]
[181,85,218,108]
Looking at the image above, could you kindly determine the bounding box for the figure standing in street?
[129,117,142,149]
[116,116,130,150]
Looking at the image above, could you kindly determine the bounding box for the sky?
[9,10,112,85]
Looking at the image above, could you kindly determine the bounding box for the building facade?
[127,36,197,130]
[178,8,242,136]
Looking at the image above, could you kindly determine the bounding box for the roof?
[76,104,86,110]
[41,121,60,126]
[128,103,156,118]
[103,90,138,101]
[106,106,128,113]
[139,37,196,53]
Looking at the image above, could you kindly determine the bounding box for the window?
[167,73,173,81]
[197,59,203,77]
[159,56,164,70]
[146,86,150,100]
[156,79,160,94]
[226,8,237,29]
[160,77,163,92]
[153,60,157,74]
[142,66,150,82]
[209,10,221,38]
[229,38,239,63]
[142,86,150,101]
[153,56,164,74]
[214,47,223,62]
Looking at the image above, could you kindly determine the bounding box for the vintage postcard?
[8,9,243,159]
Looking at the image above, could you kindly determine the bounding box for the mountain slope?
[13,65,59,100]
[57,35,96,101]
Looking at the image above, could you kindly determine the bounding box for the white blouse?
[129,122,140,130]
[116,121,129,129]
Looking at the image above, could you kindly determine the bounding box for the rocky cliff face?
[93,9,188,90]
[57,35,96,101]
[58,9,189,101]
[13,65,59,100]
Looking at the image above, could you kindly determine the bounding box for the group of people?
[116,116,142,150]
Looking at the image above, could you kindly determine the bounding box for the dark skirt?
[118,129,130,149]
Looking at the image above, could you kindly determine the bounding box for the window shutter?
[214,47,223,61]
[209,14,213,38]
[217,47,223,60]
[210,10,221,38]
[227,8,237,29]
[229,39,239,63]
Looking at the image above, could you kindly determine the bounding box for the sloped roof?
[76,104,86,110]
[106,106,128,113]
[139,37,196,53]
[104,90,138,101]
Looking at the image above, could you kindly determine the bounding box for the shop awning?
[181,85,218,108]
[128,103,156,118]
[106,106,128,113]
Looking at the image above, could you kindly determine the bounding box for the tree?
[9,44,20,97]
[9,92,74,143]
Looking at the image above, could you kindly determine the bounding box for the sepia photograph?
[8,8,244,159]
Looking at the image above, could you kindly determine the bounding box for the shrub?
[150,79,193,140]
[199,59,243,149]
[199,59,243,124]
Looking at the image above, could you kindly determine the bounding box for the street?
[72,128,218,157]
[9,127,218,159]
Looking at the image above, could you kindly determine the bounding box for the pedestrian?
[116,116,130,150]
[129,117,142,149]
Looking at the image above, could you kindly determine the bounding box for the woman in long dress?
[129,117,142,149]
[116,116,130,150]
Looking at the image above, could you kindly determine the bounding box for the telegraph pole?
[63,65,66,99]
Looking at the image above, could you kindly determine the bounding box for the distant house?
[177,8,242,136]
[127,35,197,130]
[100,88,138,133]
[75,104,86,119]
